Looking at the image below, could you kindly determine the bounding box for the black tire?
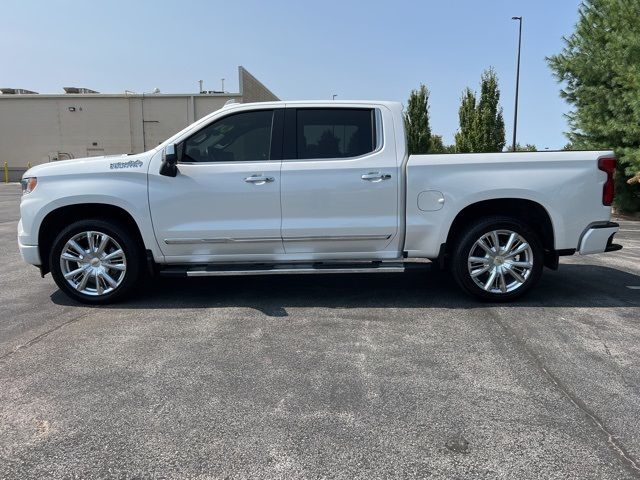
[49,219,143,304]
[450,215,544,302]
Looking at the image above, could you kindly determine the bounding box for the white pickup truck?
[18,100,621,304]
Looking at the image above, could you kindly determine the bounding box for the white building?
[0,66,278,181]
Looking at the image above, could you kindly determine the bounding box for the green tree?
[429,134,455,154]
[429,134,446,153]
[509,143,537,152]
[547,0,640,211]
[454,88,477,153]
[474,68,506,152]
[404,84,432,154]
[454,69,505,153]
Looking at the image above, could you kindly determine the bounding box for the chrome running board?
[159,262,411,277]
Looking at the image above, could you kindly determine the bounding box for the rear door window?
[296,108,375,160]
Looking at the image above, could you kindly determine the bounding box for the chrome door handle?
[244,175,275,185]
[361,172,391,182]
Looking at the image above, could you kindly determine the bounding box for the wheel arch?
[38,203,147,275]
[442,198,556,267]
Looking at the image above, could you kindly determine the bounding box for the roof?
[223,100,402,109]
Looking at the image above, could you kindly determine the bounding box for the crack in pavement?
[0,310,91,363]
[490,312,640,478]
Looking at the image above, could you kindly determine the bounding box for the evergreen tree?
[547,0,640,210]
[404,84,431,154]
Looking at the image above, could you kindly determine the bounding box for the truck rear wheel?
[450,216,543,301]
[49,219,142,304]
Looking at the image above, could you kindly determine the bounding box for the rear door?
[280,106,399,256]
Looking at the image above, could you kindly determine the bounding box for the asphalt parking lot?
[1,183,639,479]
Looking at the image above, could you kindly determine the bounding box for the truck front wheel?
[49,219,142,304]
[450,216,543,301]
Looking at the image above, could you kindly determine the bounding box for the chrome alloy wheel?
[59,231,127,296]
[467,230,534,294]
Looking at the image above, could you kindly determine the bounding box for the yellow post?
[3,162,8,183]
[27,162,32,169]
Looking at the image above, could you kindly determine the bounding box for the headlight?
[21,177,37,195]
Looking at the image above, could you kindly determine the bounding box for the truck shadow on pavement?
[50,264,640,315]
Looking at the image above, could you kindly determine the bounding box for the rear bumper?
[578,222,621,255]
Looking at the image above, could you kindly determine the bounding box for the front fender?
[19,172,163,261]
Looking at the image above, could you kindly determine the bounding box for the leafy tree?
[429,134,445,153]
[404,84,432,154]
[454,69,506,153]
[429,134,456,154]
[475,68,506,152]
[509,143,537,152]
[547,0,640,211]
[454,88,477,153]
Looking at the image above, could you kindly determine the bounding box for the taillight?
[598,157,616,206]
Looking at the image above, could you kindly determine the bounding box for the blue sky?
[3,0,581,149]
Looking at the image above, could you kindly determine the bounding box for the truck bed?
[404,150,614,258]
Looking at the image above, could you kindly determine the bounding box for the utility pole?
[511,16,523,152]
[221,78,225,92]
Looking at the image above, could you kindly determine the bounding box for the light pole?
[512,16,522,152]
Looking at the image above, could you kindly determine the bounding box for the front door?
[148,109,284,261]
[280,107,399,256]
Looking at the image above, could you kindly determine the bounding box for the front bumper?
[19,239,41,265]
[578,222,622,255]
[18,219,41,265]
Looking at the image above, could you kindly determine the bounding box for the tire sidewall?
[49,219,141,304]
[452,217,544,302]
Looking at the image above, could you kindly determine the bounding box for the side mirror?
[159,143,178,177]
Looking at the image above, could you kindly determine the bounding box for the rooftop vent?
[63,87,99,94]
[0,88,39,94]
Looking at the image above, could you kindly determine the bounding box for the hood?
[23,152,151,178]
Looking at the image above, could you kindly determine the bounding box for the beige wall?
[239,66,279,103]
[0,67,278,181]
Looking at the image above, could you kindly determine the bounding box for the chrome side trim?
[164,237,281,245]
[283,234,392,242]
[165,234,392,245]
